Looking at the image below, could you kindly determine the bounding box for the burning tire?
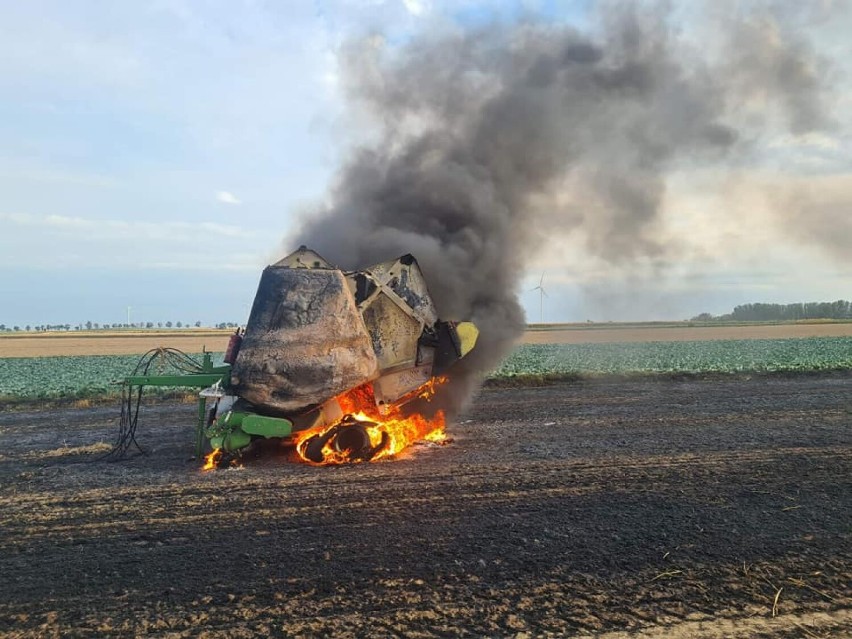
[301,416,391,464]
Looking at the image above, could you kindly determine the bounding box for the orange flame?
[294,376,448,465]
[202,448,222,471]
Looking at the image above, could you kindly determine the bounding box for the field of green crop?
[494,337,852,376]
[1,338,850,401]
[0,352,225,401]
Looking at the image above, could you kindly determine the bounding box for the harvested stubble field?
[0,330,233,358]
[3,321,852,357]
[1,374,850,637]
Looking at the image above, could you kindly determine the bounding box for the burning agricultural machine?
[111,246,478,466]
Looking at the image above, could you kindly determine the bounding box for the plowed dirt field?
[1,374,850,637]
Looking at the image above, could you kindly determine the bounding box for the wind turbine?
[531,273,548,324]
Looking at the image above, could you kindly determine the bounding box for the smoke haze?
[291,2,839,415]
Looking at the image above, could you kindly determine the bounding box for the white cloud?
[216,190,242,205]
[512,166,852,320]
[0,211,276,276]
[0,211,255,240]
[402,0,427,16]
[1,2,850,323]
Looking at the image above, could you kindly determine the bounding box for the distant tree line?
[0,321,243,332]
[692,300,852,322]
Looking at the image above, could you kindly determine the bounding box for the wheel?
[301,416,391,463]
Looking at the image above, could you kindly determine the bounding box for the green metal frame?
[122,352,298,459]
[124,352,231,457]
[205,410,293,452]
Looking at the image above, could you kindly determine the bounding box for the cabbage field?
[1,337,851,401]
[494,337,852,377]
[0,352,226,400]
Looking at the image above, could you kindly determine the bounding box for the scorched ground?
[0,373,850,637]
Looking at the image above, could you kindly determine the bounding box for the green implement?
[119,350,230,458]
[206,410,293,452]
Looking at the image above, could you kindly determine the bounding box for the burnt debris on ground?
[0,374,850,637]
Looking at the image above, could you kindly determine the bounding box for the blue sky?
[0,0,850,327]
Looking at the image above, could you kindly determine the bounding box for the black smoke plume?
[290,3,835,416]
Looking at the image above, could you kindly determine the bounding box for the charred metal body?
[114,246,478,464]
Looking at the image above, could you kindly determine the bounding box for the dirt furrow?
[0,374,850,637]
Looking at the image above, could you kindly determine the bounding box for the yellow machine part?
[455,322,479,357]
